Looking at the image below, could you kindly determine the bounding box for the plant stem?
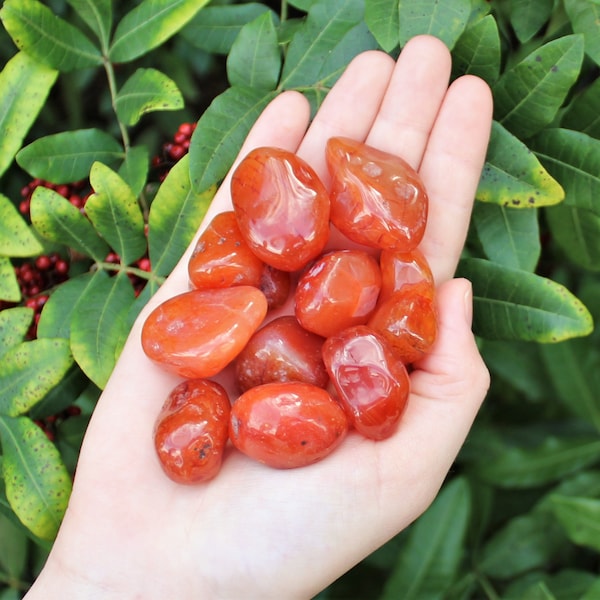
[98,261,165,285]
[281,0,288,22]
[103,57,131,152]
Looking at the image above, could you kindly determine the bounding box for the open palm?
[27,36,493,600]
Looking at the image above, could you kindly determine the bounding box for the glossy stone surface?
[229,382,348,469]
[154,379,231,484]
[323,326,410,440]
[234,316,327,392]
[326,136,428,251]
[231,147,330,271]
[141,286,268,378]
[295,249,382,338]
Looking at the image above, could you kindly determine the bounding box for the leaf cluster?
[0,0,599,597]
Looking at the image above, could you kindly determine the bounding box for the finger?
[365,35,452,169]
[296,50,395,183]
[418,75,493,283]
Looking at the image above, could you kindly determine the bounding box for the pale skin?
[25,36,493,599]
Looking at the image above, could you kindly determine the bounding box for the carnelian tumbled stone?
[188,211,265,290]
[322,326,410,440]
[235,316,328,392]
[141,286,268,378]
[229,382,348,469]
[231,147,330,272]
[154,379,231,484]
[368,288,437,365]
[295,249,382,338]
[326,137,428,251]
[379,248,434,302]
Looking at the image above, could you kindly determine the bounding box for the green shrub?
[0,0,598,597]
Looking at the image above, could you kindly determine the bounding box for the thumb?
[376,278,490,517]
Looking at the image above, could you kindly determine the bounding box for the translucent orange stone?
[231,147,330,271]
[326,136,428,251]
[295,249,382,338]
[379,248,434,302]
[322,325,410,440]
[141,286,268,378]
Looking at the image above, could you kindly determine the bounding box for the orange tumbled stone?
[141,286,268,378]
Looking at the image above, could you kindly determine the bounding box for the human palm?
[27,36,492,600]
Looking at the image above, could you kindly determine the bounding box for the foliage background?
[0,0,599,598]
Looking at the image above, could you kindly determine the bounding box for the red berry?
[35,255,52,270]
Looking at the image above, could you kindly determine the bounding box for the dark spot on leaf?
[535,55,542,62]
[528,197,535,204]
[551,65,558,72]
[512,199,521,206]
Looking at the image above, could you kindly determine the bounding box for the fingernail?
[463,280,473,328]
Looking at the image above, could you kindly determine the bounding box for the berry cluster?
[104,251,152,297]
[34,405,82,442]
[19,178,91,218]
[151,122,196,180]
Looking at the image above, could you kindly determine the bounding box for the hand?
[26,35,492,600]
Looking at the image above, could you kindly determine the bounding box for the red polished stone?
[229,382,348,469]
[295,249,382,338]
[234,316,328,392]
[231,147,330,271]
[141,286,268,378]
[368,289,437,365]
[326,136,428,251]
[154,379,231,484]
[323,325,410,440]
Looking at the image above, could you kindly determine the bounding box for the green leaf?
[86,162,147,265]
[70,271,135,389]
[30,187,110,261]
[550,495,600,552]
[115,68,184,126]
[0,194,43,257]
[364,0,399,52]
[149,154,213,281]
[0,512,28,581]
[226,11,281,90]
[280,0,364,89]
[397,0,471,50]
[472,202,541,271]
[530,128,600,215]
[109,0,210,63]
[37,274,96,340]
[181,3,274,55]
[540,339,600,432]
[17,128,123,184]
[0,0,102,72]
[118,145,149,199]
[0,415,71,541]
[581,578,600,600]
[0,257,21,303]
[561,77,600,138]
[510,0,554,43]
[66,0,112,51]
[471,435,600,488]
[0,52,57,179]
[0,338,73,416]
[189,86,276,193]
[493,35,585,139]
[381,477,471,599]
[564,0,600,66]
[476,122,564,208]
[546,205,600,272]
[456,258,593,342]
[0,307,33,358]
[479,511,566,579]
[451,15,500,84]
